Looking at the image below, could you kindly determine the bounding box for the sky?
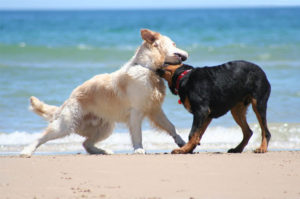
[0,0,300,10]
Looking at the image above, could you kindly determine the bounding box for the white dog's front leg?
[148,108,186,147]
[129,109,145,154]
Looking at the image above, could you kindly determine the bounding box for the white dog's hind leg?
[148,108,186,147]
[20,121,71,158]
[20,103,78,158]
[82,121,114,155]
[128,109,145,154]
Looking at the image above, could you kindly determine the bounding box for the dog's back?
[188,60,271,118]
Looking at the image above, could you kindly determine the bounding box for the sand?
[1,151,300,199]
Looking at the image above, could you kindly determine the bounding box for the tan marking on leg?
[252,99,268,153]
[172,118,212,154]
[183,97,192,113]
[229,102,252,153]
[255,137,268,153]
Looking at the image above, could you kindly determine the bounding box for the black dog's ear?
[156,68,165,77]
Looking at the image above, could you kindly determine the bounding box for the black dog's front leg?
[172,110,211,154]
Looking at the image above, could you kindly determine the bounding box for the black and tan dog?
[156,60,271,154]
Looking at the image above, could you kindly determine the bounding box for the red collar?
[174,69,191,94]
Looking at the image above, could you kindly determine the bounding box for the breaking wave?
[1,123,300,155]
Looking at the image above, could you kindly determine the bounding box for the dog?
[20,29,188,157]
[156,60,271,154]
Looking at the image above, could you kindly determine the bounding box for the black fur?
[158,60,272,153]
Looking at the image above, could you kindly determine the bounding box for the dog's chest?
[127,73,166,109]
[149,74,166,100]
[143,75,165,97]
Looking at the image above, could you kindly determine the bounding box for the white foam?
[19,42,26,47]
[1,123,300,154]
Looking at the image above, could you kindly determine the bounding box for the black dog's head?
[156,64,193,94]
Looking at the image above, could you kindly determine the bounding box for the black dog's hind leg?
[228,102,253,153]
[251,98,271,153]
[251,77,271,153]
[172,108,212,154]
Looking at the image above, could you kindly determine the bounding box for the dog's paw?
[134,148,145,154]
[103,149,114,155]
[171,148,186,154]
[20,152,32,158]
[227,148,242,153]
[254,147,267,153]
[20,148,33,158]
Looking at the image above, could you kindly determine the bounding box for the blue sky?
[1,0,300,10]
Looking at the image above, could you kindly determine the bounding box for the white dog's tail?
[29,96,59,121]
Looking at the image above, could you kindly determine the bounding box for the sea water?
[0,8,300,154]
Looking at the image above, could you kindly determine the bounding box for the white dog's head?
[140,29,188,66]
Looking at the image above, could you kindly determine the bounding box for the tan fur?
[251,99,268,153]
[161,64,182,88]
[21,29,188,157]
[230,102,253,152]
[183,97,192,113]
[141,29,160,44]
[172,118,212,154]
[29,96,58,121]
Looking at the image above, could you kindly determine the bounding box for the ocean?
[0,8,300,155]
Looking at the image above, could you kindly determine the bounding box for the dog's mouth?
[175,53,187,62]
[164,53,187,65]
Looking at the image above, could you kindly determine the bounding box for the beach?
[1,151,300,199]
[1,8,300,199]
[1,8,300,154]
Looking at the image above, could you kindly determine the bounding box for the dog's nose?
[175,53,187,61]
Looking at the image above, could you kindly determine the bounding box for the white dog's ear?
[141,29,159,44]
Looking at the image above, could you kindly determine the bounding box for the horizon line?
[0,5,300,11]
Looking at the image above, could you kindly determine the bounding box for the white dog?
[20,29,188,157]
